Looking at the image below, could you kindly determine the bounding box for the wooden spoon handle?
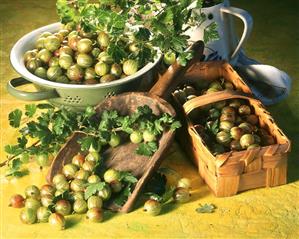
[149,41,204,100]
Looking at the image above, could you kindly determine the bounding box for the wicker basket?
[169,60,291,197]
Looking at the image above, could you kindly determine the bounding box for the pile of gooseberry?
[9,146,192,229]
[173,78,235,105]
[23,23,141,84]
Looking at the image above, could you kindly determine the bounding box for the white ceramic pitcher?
[186,1,253,65]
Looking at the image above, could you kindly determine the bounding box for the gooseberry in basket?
[213,100,227,110]
[221,106,236,115]
[209,81,223,91]
[247,144,260,150]
[220,113,235,123]
[239,122,254,134]
[230,126,244,140]
[238,105,251,115]
[229,99,242,108]
[230,140,242,151]
[240,134,255,149]
[219,120,234,132]
[245,114,259,125]
[216,131,231,146]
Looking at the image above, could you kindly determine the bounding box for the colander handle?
[7,78,59,101]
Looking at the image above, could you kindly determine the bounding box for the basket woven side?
[182,91,290,197]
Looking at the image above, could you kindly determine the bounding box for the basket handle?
[7,77,59,101]
[183,90,259,115]
[149,41,204,100]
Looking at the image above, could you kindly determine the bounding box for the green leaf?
[136,141,158,156]
[196,203,216,213]
[203,22,219,44]
[113,184,132,207]
[37,103,55,109]
[9,109,22,128]
[84,182,106,200]
[25,104,37,118]
[170,121,182,131]
[4,145,23,155]
[119,171,138,184]
[161,186,175,204]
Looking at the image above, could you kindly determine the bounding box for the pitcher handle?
[220,6,253,62]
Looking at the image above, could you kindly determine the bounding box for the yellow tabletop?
[1,0,299,238]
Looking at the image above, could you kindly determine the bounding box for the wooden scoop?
[47,41,204,213]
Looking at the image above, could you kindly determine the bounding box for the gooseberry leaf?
[196,203,216,213]
[119,171,138,184]
[9,109,22,128]
[84,182,106,200]
[25,104,37,118]
[136,141,158,156]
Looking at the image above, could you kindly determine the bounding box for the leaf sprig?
[3,104,180,177]
[56,0,219,66]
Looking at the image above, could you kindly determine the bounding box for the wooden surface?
[1,0,299,238]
